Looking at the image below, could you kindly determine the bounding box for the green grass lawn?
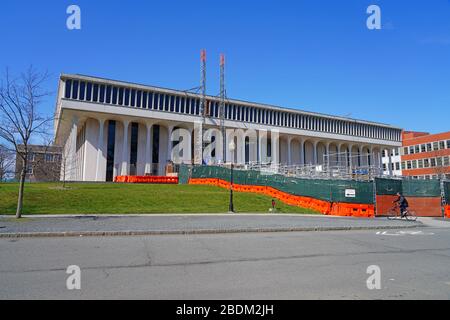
[0,183,318,215]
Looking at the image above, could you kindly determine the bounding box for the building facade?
[400,131,450,179]
[381,147,402,177]
[54,74,403,182]
[15,145,62,182]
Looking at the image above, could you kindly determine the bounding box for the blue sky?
[1,0,450,133]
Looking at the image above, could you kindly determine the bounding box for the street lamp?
[228,140,235,213]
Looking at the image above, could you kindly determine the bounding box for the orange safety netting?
[188,178,375,218]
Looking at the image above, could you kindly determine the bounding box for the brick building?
[400,131,450,179]
[15,145,62,182]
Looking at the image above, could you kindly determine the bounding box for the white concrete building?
[381,147,402,176]
[54,74,403,182]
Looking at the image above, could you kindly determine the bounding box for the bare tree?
[0,144,14,181]
[0,67,53,218]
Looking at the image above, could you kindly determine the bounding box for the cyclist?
[393,192,409,218]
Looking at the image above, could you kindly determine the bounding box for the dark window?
[112,87,118,104]
[142,92,147,109]
[79,82,86,100]
[129,123,139,175]
[124,89,130,106]
[106,120,116,182]
[170,95,175,112]
[148,92,154,109]
[72,80,79,99]
[118,87,124,105]
[99,85,105,103]
[65,80,72,98]
[136,91,142,108]
[86,83,92,101]
[93,84,99,102]
[175,96,180,113]
[130,89,136,107]
[181,97,185,113]
[164,95,170,111]
[106,86,112,104]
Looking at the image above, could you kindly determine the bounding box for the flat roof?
[60,73,403,131]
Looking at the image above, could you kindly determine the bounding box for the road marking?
[376,230,434,236]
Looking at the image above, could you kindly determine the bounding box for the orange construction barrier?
[445,205,450,218]
[186,178,374,218]
[115,176,178,184]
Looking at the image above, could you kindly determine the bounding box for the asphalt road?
[1,225,450,299]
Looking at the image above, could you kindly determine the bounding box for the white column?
[69,117,78,181]
[287,137,292,165]
[95,118,106,181]
[337,143,342,167]
[313,141,318,165]
[326,142,331,169]
[299,139,305,165]
[145,123,153,175]
[167,125,174,162]
[369,146,374,167]
[121,120,130,176]
[348,144,353,173]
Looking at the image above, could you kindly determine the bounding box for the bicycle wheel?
[405,210,417,221]
[387,209,399,220]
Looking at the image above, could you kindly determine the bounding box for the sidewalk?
[0,214,423,238]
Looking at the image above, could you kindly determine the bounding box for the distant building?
[400,131,450,180]
[381,147,402,177]
[15,145,62,182]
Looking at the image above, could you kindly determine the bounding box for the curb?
[0,224,422,238]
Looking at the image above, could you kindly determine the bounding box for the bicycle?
[387,204,417,221]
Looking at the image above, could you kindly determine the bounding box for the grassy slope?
[0,183,318,215]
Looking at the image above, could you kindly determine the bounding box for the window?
[418,159,423,169]
[26,164,33,175]
[447,140,450,149]
[401,162,406,170]
[430,158,436,167]
[403,147,409,155]
[106,86,112,104]
[65,80,72,98]
[99,85,105,103]
[117,87,124,105]
[412,160,417,169]
[27,153,35,161]
[142,92,147,109]
[93,84,99,102]
[79,82,85,100]
[415,145,420,153]
[421,144,426,153]
[407,161,412,169]
[424,158,429,168]
[44,154,54,162]
[439,141,445,150]
[136,91,142,108]
[72,80,79,99]
[433,142,439,151]
[130,89,136,107]
[124,89,130,106]
[86,82,92,101]
[112,87,118,104]
[427,143,432,152]
[437,157,443,167]
[395,162,400,170]
[409,146,414,154]
[444,156,450,167]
